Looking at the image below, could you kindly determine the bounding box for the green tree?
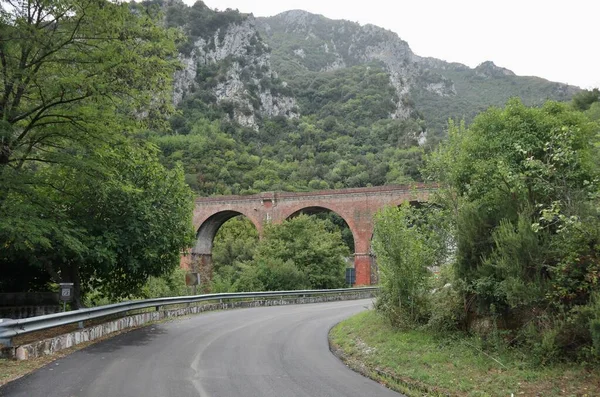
[251,215,349,289]
[232,258,308,292]
[425,99,600,358]
[1,142,194,306]
[373,204,451,326]
[212,216,259,271]
[0,0,178,170]
[572,88,600,111]
[0,0,193,306]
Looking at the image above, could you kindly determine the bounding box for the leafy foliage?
[155,62,428,196]
[138,267,191,299]
[212,216,259,273]
[209,215,349,292]
[1,141,195,305]
[253,215,348,289]
[163,0,247,55]
[411,68,579,134]
[0,0,194,306]
[421,99,600,360]
[572,88,600,111]
[373,204,452,326]
[0,0,178,170]
[572,88,600,122]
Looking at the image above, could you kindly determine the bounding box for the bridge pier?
[354,253,372,286]
[191,253,213,286]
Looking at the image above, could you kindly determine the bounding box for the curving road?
[0,299,402,397]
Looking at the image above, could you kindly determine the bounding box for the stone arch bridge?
[185,184,436,285]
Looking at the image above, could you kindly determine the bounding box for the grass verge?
[329,310,600,397]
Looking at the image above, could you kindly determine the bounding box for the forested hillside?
[148,1,580,197]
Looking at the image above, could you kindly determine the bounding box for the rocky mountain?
[165,0,297,129]
[151,1,582,196]
[257,10,454,121]
[256,9,579,132]
[165,2,578,133]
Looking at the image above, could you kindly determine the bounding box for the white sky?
[193,0,600,89]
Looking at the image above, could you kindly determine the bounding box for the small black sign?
[345,268,356,286]
[59,283,74,302]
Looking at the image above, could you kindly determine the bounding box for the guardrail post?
[0,336,12,347]
[78,321,84,329]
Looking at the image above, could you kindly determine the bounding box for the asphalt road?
[0,299,402,397]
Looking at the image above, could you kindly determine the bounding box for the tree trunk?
[0,144,10,166]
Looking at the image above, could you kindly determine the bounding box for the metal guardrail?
[0,287,378,347]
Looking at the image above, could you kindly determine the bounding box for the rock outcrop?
[257,10,456,119]
[173,17,298,128]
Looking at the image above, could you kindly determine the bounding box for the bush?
[252,215,348,289]
[210,265,237,293]
[256,258,308,291]
[373,203,452,327]
[233,262,265,292]
[82,267,191,306]
[427,266,466,332]
[139,267,190,298]
[235,258,309,292]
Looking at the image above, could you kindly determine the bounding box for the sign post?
[59,283,74,312]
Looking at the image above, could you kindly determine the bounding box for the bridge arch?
[191,210,262,278]
[194,210,262,254]
[284,205,357,252]
[280,203,374,284]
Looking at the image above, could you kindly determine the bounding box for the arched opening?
[286,206,355,253]
[286,206,356,286]
[211,215,259,292]
[192,211,260,290]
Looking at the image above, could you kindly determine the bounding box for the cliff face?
[257,10,456,120]
[171,6,297,128]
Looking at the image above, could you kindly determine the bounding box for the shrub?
[373,203,452,327]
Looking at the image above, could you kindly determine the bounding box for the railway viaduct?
[184,184,436,286]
